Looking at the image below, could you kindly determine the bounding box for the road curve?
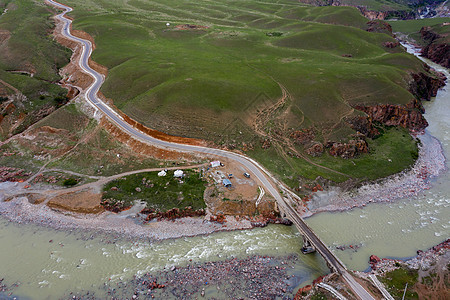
[46,1,375,299]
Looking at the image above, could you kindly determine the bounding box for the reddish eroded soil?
[100,117,198,161]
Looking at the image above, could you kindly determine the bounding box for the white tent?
[158,170,167,177]
[173,170,184,177]
[210,161,221,168]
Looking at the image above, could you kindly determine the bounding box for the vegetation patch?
[379,268,419,299]
[249,126,418,190]
[102,169,207,212]
[62,177,79,187]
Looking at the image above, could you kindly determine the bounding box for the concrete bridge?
[277,190,376,300]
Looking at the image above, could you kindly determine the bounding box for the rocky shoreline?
[367,239,450,274]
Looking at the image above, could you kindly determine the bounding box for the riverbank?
[302,39,449,216]
[0,188,258,242]
[0,0,445,244]
[0,126,446,242]
[304,131,447,216]
[360,239,449,299]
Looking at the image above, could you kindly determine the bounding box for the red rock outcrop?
[290,128,315,145]
[354,99,429,132]
[359,7,389,20]
[420,26,450,68]
[409,70,446,101]
[366,20,393,35]
[347,116,380,138]
[326,139,368,159]
[306,142,324,157]
[260,138,271,149]
[383,41,400,48]
[369,254,381,270]
[294,284,312,299]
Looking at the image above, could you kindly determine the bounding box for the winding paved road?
[46,1,375,299]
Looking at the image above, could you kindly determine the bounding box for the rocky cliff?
[353,99,429,132]
[351,70,445,135]
[420,26,450,68]
[409,68,447,101]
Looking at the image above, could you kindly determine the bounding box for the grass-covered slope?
[57,0,432,185]
[389,17,449,68]
[0,0,71,140]
[389,17,450,36]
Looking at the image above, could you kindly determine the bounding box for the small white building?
[173,170,184,178]
[210,161,221,168]
[158,170,167,177]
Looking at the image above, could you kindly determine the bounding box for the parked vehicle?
[243,172,250,178]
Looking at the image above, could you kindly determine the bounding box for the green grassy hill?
[389,17,450,45]
[57,0,435,187]
[0,0,71,139]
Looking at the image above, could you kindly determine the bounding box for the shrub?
[63,178,78,187]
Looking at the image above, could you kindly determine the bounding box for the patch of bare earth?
[203,159,276,216]
[47,188,104,214]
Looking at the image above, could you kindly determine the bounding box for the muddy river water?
[0,48,448,299]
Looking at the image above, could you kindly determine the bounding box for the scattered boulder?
[305,142,324,157]
[327,139,368,159]
[290,128,315,145]
[260,138,271,149]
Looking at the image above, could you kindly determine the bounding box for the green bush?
[63,178,78,187]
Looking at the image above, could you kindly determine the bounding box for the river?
[307,45,450,270]
[0,47,448,299]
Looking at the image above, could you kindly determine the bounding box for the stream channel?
[0,45,448,299]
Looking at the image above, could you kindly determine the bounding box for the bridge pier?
[301,235,316,254]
